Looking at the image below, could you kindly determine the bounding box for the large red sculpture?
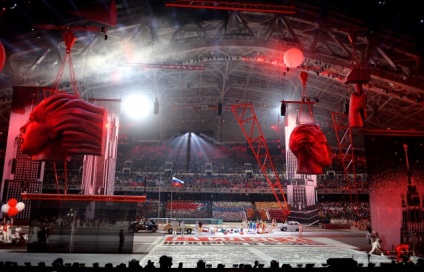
[19,94,107,161]
[0,42,5,73]
[349,83,367,127]
[289,123,332,174]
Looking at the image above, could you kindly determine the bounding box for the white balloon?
[1,203,9,213]
[16,202,25,212]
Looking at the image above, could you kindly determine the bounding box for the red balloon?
[283,47,304,68]
[7,198,18,207]
[7,206,18,217]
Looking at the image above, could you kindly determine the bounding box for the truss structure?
[231,103,290,216]
[120,63,205,70]
[2,2,424,143]
[21,193,146,203]
[331,112,359,205]
[165,0,296,14]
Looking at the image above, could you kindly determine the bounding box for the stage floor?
[0,226,416,268]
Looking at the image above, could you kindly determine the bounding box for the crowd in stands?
[114,141,368,190]
[317,175,369,190]
[164,200,209,218]
[135,199,371,225]
[317,201,371,229]
[41,140,369,192]
[211,201,252,222]
[39,139,372,226]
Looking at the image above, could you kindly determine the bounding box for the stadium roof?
[1,0,424,145]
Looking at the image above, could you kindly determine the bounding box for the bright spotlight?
[122,93,153,120]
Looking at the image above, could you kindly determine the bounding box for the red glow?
[299,71,308,87]
[66,0,117,26]
[0,42,5,73]
[283,47,304,68]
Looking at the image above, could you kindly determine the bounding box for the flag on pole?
[172,176,184,186]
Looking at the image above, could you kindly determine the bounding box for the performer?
[395,243,410,262]
[118,229,125,253]
[171,219,178,237]
[369,232,383,256]
[298,223,304,237]
[180,221,185,236]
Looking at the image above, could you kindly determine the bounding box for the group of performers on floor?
[367,229,421,263]
[212,219,277,235]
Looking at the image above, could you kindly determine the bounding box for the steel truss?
[331,112,359,205]
[231,103,289,216]
[21,193,146,203]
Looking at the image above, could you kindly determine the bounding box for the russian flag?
[172,176,184,186]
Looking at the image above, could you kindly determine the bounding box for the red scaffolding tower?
[231,103,290,217]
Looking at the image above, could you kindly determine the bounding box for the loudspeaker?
[343,102,349,115]
[154,99,159,114]
[280,103,286,116]
[217,102,223,115]
[11,159,16,174]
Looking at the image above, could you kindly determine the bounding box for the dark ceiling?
[1,0,424,146]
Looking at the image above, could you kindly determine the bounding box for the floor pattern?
[139,234,390,268]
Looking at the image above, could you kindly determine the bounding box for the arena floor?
[0,226,415,268]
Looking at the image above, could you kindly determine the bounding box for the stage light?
[280,101,286,116]
[122,93,153,119]
[154,98,159,114]
[217,102,222,115]
[343,102,349,115]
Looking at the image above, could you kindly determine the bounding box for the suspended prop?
[0,42,5,73]
[349,83,367,127]
[1,198,25,217]
[283,48,304,68]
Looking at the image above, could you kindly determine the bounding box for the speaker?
[343,102,349,115]
[154,99,159,114]
[280,103,286,116]
[11,159,16,174]
[217,102,223,115]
